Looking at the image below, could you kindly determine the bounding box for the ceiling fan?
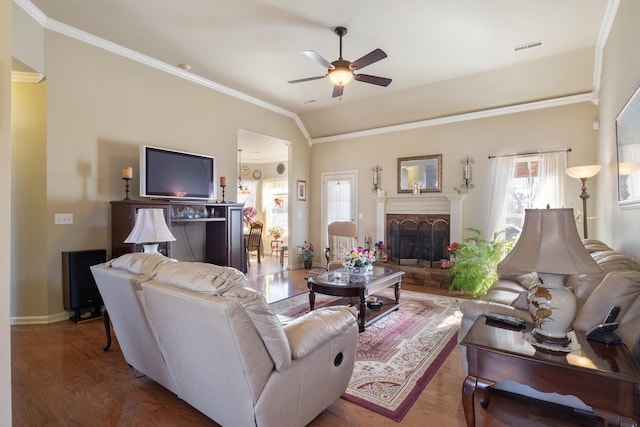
[288,26,392,98]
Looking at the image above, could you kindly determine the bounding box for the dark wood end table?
[306,267,404,332]
[460,316,640,427]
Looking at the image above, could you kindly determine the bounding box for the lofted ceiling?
[27,0,609,121]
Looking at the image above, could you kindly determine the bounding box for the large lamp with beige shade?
[565,164,601,239]
[500,208,602,345]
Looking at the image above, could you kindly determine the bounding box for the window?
[487,151,567,240]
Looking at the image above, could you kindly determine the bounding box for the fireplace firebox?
[387,214,450,267]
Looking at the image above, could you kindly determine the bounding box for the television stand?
[110,200,245,271]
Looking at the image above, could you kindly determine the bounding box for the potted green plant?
[448,228,514,298]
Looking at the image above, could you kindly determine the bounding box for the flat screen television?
[140,145,216,201]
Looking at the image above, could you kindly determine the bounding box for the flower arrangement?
[268,225,285,238]
[297,241,315,262]
[445,242,458,259]
[374,240,387,262]
[343,247,375,270]
[243,206,257,226]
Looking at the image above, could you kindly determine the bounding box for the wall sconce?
[458,157,474,192]
[372,164,382,192]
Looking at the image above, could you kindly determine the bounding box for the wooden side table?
[460,317,640,427]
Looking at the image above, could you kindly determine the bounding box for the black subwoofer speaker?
[62,249,106,321]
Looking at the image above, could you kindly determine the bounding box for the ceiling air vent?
[513,40,544,52]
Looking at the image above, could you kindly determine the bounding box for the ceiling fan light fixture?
[328,66,353,86]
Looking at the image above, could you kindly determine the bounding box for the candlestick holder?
[220,184,226,203]
[123,177,132,200]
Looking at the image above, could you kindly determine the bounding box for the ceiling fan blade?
[288,75,326,84]
[354,73,392,87]
[332,85,344,98]
[302,50,333,69]
[351,48,387,70]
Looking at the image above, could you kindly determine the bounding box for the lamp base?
[142,244,161,255]
[527,273,576,346]
[531,329,571,346]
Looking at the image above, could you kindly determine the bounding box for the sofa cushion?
[573,270,640,349]
[225,286,292,372]
[153,261,292,372]
[110,253,176,278]
[154,261,249,294]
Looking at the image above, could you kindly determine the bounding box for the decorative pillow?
[110,253,176,277]
[516,271,539,289]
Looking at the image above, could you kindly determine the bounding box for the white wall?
[597,0,640,258]
[1,0,13,422]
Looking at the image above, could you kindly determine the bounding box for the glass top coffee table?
[306,266,404,332]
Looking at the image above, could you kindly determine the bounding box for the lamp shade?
[124,208,176,244]
[499,208,601,275]
[566,164,602,179]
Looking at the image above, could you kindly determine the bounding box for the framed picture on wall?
[296,180,307,201]
[616,83,640,208]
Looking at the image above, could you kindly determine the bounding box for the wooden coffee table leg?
[308,290,316,311]
[394,281,400,304]
[358,295,366,332]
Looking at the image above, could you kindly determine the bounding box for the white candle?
[122,166,133,179]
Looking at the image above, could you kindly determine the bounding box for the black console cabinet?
[110,200,245,272]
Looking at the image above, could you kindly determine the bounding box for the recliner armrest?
[283,306,357,359]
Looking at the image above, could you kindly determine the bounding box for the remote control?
[485,313,526,327]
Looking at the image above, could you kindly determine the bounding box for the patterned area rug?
[270,288,462,421]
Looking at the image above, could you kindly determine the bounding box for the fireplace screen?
[387,215,450,267]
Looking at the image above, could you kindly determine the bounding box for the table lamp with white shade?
[499,208,602,344]
[124,208,176,255]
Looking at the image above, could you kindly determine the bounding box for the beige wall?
[11,81,47,318]
[1,0,12,422]
[309,101,599,254]
[11,24,309,320]
[597,0,640,258]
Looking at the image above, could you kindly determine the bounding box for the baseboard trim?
[11,311,70,325]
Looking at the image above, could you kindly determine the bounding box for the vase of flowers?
[374,241,386,262]
[298,241,315,269]
[343,247,375,274]
[268,225,285,239]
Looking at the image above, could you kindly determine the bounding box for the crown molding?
[11,71,45,83]
[310,92,595,144]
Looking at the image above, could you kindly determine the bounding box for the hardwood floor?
[12,256,604,426]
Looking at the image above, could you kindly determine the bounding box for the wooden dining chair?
[246,221,263,266]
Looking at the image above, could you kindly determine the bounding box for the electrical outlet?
[54,213,73,225]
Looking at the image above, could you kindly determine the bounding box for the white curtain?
[486,150,568,239]
[486,155,516,240]
[536,151,567,209]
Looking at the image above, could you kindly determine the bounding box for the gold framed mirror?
[397,154,442,194]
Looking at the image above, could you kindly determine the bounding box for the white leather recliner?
[92,253,359,427]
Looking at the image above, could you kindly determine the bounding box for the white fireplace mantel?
[374,193,467,244]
